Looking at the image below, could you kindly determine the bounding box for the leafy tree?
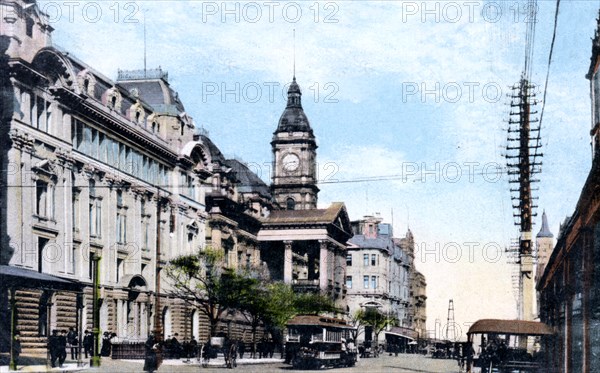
[356,307,397,346]
[166,248,244,339]
[167,248,343,347]
[292,292,338,315]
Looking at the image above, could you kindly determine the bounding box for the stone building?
[258,78,352,308]
[537,13,600,373]
[345,215,425,346]
[410,270,427,340]
[0,0,212,351]
[0,0,359,355]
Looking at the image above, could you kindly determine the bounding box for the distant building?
[345,215,425,348]
[537,13,600,373]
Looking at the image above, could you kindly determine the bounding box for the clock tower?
[271,77,319,210]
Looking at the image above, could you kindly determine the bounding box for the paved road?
[85,353,460,373]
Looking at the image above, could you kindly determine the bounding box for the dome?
[274,77,313,134]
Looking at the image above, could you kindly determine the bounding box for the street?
[85,354,460,373]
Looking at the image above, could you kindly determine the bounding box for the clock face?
[282,153,300,172]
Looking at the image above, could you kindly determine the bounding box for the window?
[71,246,77,274]
[72,188,80,232]
[371,275,377,290]
[180,172,195,198]
[346,276,353,289]
[36,179,53,218]
[363,254,369,266]
[38,237,49,273]
[26,17,34,37]
[116,190,127,243]
[116,258,124,282]
[346,254,352,266]
[363,275,369,289]
[371,254,377,266]
[141,199,150,251]
[88,253,93,279]
[286,198,296,210]
[89,180,102,238]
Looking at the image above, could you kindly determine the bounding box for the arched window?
[191,310,199,341]
[162,306,172,337]
[286,198,296,210]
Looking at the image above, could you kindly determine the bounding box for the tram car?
[286,315,357,369]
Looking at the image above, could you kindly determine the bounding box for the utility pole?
[506,78,542,323]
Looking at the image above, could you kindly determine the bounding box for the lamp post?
[90,253,101,367]
[9,288,16,371]
[76,292,84,367]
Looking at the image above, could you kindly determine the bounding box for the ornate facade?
[0,0,213,351]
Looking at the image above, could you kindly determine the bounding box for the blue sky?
[39,0,598,339]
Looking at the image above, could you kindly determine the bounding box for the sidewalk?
[0,363,83,373]
[1,355,284,372]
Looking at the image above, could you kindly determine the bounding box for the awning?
[0,265,83,291]
[467,319,554,336]
[385,326,418,340]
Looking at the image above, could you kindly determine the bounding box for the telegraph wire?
[536,0,561,158]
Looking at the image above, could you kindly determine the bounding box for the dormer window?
[26,17,34,37]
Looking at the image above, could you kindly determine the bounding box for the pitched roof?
[225,159,271,198]
[264,202,346,225]
[467,319,554,336]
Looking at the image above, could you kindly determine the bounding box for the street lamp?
[90,253,101,367]
[9,288,16,371]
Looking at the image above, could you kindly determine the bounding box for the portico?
[258,203,352,306]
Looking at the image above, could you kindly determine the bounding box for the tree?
[165,248,243,339]
[292,292,338,315]
[356,307,397,347]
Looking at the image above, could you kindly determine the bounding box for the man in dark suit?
[58,330,68,367]
[83,330,93,358]
[48,329,59,368]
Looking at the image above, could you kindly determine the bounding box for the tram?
[286,315,358,369]
[466,319,554,373]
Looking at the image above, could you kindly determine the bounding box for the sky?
[37,0,599,340]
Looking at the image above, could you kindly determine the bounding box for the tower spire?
[293,28,296,80]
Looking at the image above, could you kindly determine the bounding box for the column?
[319,240,329,291]
[283,241,293,284]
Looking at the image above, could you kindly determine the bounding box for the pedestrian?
[143,333,159,373]
[171,333,182,359]
[465,341,475,373]
[49,329,59,367]
[100,331,111,356]
[67,327,78,360]
[12,331,22,369]
[58,330,68,367]
[238,340,245,359]
[189,336,198,359]
[83,330,93,358]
